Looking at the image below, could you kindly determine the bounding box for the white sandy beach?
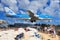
[0,28,59,40]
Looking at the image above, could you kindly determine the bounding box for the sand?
[0,29,59,40]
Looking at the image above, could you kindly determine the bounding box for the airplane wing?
[27,10,52,20]
[27,10,34,17]
[11,18,31,20]
[38,18,52,20]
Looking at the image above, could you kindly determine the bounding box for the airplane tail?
[4,7,16,15]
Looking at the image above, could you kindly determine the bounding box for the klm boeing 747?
[4,7,51,22]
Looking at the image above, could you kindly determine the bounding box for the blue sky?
[0,0,60,25]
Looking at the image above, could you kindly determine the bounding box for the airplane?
[4,7,52,22]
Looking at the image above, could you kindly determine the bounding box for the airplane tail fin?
[4,7,16,15]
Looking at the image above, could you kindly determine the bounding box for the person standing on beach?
[49,25,56,38]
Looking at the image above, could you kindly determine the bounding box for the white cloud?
[44,0,60,17]
[17,0,30,9]
[9,4,18,13]
[0,3,4,11]
[1,0,17,5]
[28,1,43,14]
[20,10,26,14]
[1,0,18,13]
[27,0,50,14]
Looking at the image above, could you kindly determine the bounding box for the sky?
[0,0,60,25]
